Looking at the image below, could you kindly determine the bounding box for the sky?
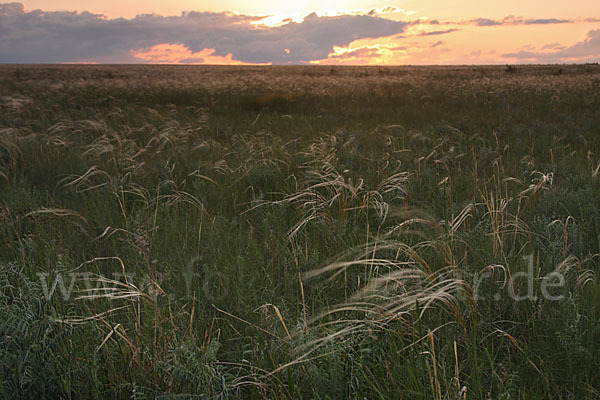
[0,1,599,65]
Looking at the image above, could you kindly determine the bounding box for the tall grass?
[1,64,600,398]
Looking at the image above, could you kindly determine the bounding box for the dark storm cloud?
[0,3,408,63]
[503,29,600,62]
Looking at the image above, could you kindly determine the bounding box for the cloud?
[311,44,386,65]
[0,3,408,64]
[470,15,572,27]
[419,28,459,36]
[0,2,23,14]
[523,18,572,25]
[394,26,459,40]
[131,43,263,65]
[430,41,444,48]
[541,42,566,51]
[503,29,600,62]
[367,6,406,17]
[407,15,578,28]
[332,47,381,59]
[471,18,501,27]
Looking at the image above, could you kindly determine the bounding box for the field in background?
[1,64,600,398]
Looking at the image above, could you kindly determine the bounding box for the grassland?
[1,64,600,399]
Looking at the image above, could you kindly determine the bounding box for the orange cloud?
[131,43,268,65]
[311,44,393,65]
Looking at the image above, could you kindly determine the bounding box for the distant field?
[1,64,600,399]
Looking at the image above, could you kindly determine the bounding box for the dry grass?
[1,64,600,399]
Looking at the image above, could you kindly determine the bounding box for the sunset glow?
[131,44,269,65]
[1,1,599,64]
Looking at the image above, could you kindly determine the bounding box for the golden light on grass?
[2,64,600,398]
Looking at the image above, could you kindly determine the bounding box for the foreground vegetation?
[1,64,600,399]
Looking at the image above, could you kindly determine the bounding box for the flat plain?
[1,64,600,398]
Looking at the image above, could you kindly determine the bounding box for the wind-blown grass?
[1,64,600,398]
